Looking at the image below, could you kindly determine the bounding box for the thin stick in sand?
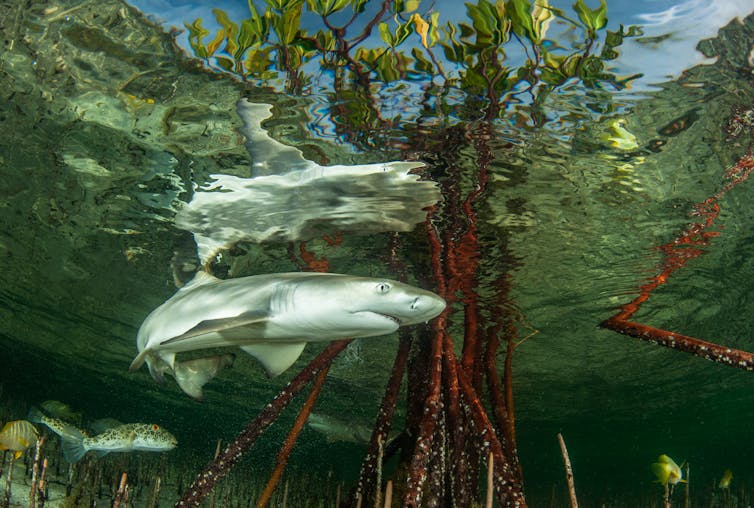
[486,452,494,508]
[557,433,578,508]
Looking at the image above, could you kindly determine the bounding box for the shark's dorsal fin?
[241,342,307,377]
[162,311,269,346]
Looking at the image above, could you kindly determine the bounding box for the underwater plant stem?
[256,366,330,508]
[455,357,526,507]
[28,435,45,508]
[504,335,518,459]
[442,334,471,506]
[684,463,690,508]
[602,147,754,372]
[486,452,494,508]
[484,328,523,482]
[175,339,352,508]
[403,319,445,507]
[351,331,410,505]
[557,433,578,508]
[37,458,47,508]
[604,317,754,370]
[383,480,392,508]
[112,472,128,508]
[150,475,161,508]
[3,453,12,508]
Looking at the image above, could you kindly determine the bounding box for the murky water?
[2,0,754,506]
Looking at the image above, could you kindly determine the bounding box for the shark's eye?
[151,424,160,431]
[376,282,391,294]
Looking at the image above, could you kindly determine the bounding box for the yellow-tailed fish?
[651,454,685,486]
[0,420,39,458]
[719,469,733,489]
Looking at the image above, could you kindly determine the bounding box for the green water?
[2,0,754,506]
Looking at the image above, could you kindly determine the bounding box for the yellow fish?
[719,469,733,489]
[0,420,39,459]
[651,454,686,486]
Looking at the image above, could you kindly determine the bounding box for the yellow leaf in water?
[206,28,226,57]
[411,13,429,49]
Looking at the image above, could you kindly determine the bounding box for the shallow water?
[2,0,754,506]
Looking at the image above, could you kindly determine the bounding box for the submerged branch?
[175,340,352,507]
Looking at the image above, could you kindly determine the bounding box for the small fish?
[600,118,639,151]
[719,469,733,489]
[307,413,373,444]
[30,408,176,462]
[0,420,39,459]
[651,454,686,486]
[39,400,82,424]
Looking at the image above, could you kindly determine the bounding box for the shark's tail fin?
[173,354,235,401]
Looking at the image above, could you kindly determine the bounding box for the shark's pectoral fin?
[241,342,307,377]
[162,311,270,346]
[173,354,235,401]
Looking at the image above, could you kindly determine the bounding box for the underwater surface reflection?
[2,0,754,506]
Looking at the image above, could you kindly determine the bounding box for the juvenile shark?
[129,271,445,399]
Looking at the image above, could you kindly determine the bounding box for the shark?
[129,271,446,399]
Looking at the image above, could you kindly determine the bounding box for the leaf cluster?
[183,0,638,116]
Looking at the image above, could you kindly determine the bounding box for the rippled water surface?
[2,0,754,506]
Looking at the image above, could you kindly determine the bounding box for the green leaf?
[213,9,239,56]
[270,0,303,44]
[214,56,236,71]
[352,0,368,14]
[506,0,534,40]
[394,19,414,46]
[306,0,351,16]
[411,47,433,73]
[428,11,441,47]
[378,22,394,46]
[394,0,421,13]
[184,18,210,58]
[573,0,607,33]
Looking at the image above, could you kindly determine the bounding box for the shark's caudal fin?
[173,354,235,401]
[240,342,307,377]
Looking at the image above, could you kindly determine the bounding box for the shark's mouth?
[362,311,401,326]
[379,313,401,325]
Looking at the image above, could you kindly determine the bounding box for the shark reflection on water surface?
[130,271,446,399]
[176,100,441,264]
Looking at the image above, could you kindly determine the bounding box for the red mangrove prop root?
[602,118,754,370]
[175,339,352,507]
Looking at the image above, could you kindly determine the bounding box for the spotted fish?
[29,408,176,462]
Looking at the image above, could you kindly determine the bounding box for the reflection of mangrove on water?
[3,0,754,506]
[169,1,628,505]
